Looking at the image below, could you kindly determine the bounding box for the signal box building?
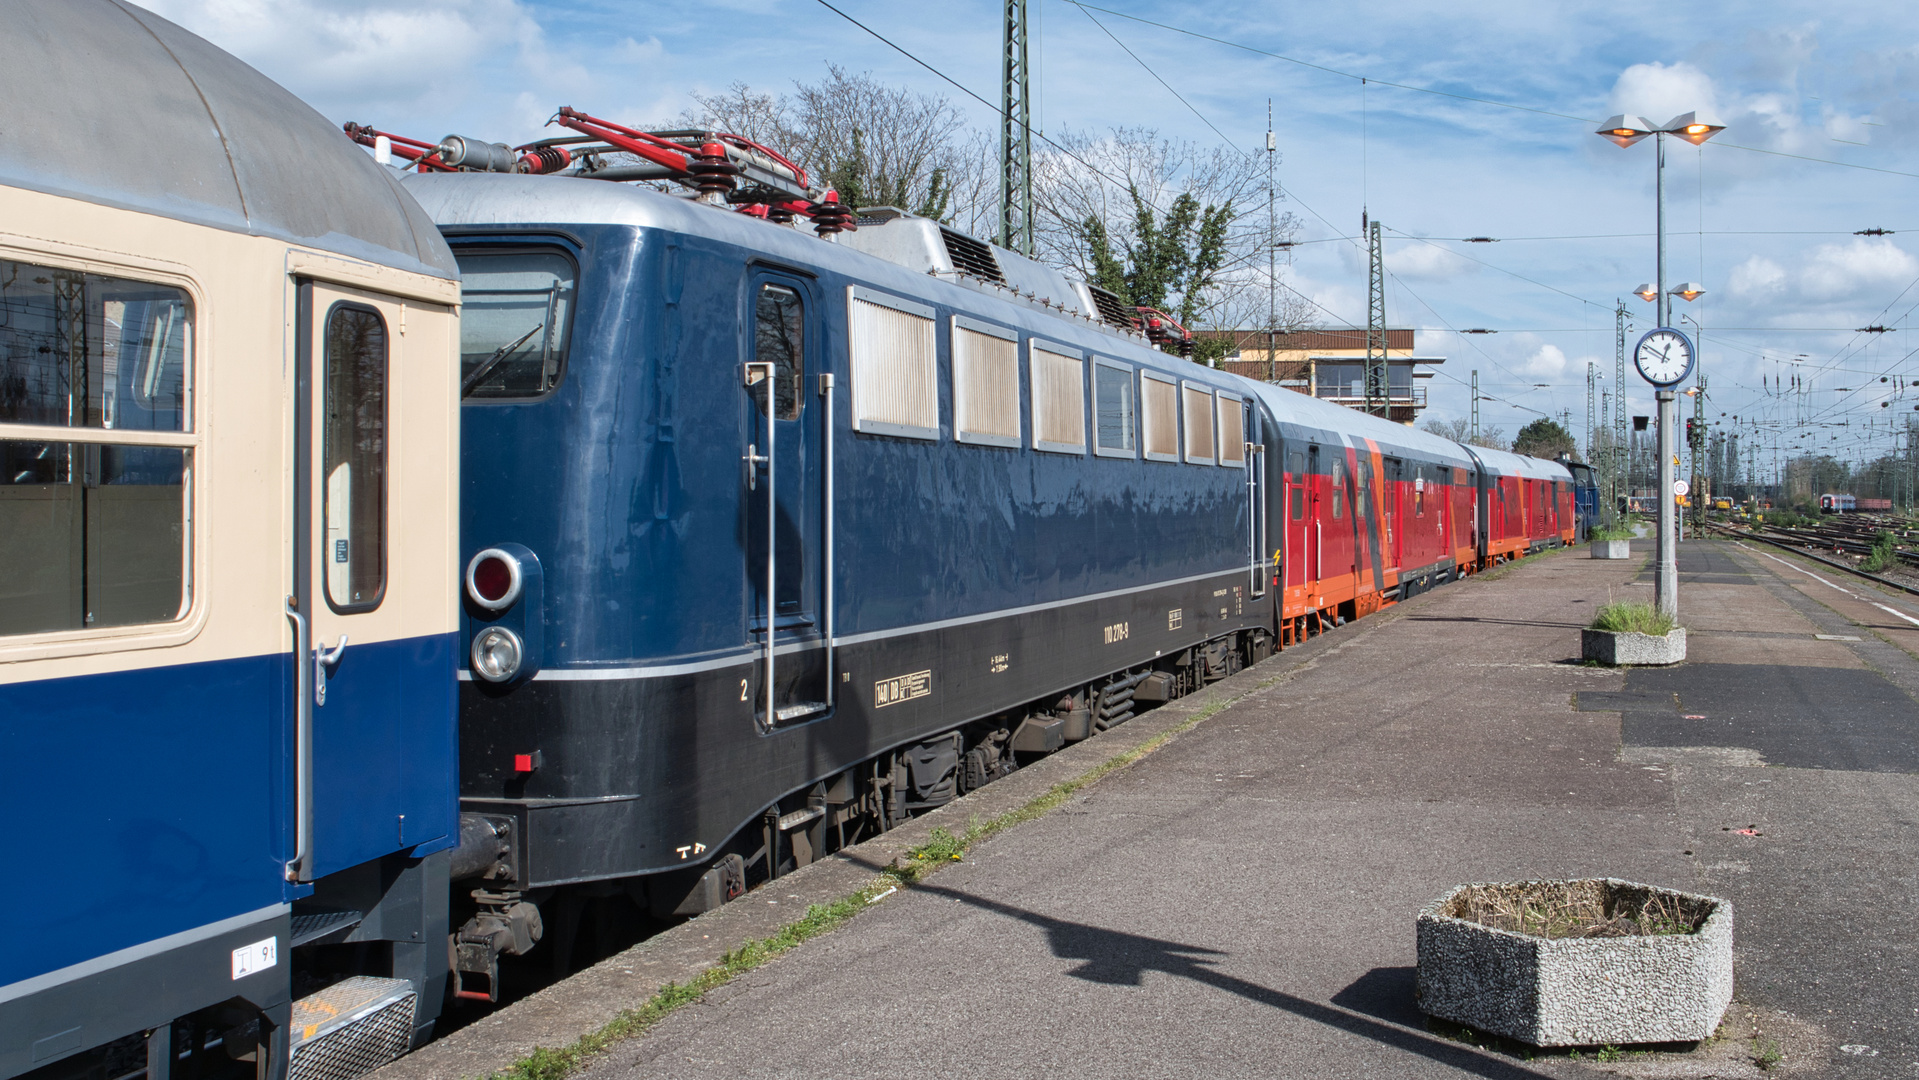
[1199,327,1442,426]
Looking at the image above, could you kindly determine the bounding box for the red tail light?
[465,548,524,610]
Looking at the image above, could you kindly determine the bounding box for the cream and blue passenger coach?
[0,2,461,1074]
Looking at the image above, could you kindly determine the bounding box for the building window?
[952,316,1019,447]
[849,287,937,439]
[1093,359,1135,457]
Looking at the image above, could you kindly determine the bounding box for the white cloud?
[1387,242,1473,281]
[1609,61,1722,128]
[1797,237,1919,302]
[1728,255,1787,299]
[1522,342,1569,378]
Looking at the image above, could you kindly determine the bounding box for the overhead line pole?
[1364,215,1387,418]
[1000,0,1034,255]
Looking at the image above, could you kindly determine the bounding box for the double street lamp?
[1596,111,1725,619]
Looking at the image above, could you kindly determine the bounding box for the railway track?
[1707,519,1919,598]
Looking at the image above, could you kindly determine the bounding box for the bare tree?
[1421,417,1473,443]
[1031,126,1300,338]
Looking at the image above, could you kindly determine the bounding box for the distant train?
[1820,494,1892,513]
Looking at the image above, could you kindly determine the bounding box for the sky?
[143,0,1919,467]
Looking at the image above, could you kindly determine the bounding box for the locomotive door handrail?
[743,359,777,732]
[819,371,836,708]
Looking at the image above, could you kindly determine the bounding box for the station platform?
[383,539,1919,1080]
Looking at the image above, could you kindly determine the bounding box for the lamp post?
[1597,111,1724,619]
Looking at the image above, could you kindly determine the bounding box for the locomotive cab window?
[323,303,387,612]
[1093,358,1135,457]
[755,283,804,420]
[454,247,575,399]
[0,260,194,636]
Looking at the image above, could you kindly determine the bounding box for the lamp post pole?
[1651,127,1681,616]
[1601,112,1721,620]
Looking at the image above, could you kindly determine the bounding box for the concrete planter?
[1582,626,1685,665]
[1590,540,1632,559]
[1416,879,1733,1047]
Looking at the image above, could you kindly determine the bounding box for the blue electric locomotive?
[401,173,1277,990]
[0,4,463,1076]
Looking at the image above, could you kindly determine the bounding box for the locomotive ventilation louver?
[938,228,1006,284]
[1084,283,1139,331]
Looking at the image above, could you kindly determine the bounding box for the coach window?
[323,303,387,612]
[1093,358,1135,457]
[1330,458,1345,519]
[1030,341,1086,454]
[755,283,804,420]
[0,261,193,636]
[454,247,576,399]
[1288,451,1306,519]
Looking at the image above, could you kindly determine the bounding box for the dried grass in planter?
[1442,880,1708,939]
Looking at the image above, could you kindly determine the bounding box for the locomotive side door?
[741,272,829,728]
[289,280,455,882]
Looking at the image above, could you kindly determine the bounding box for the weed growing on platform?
[1590,601,1674,637]
[1753,1037,1784,1069]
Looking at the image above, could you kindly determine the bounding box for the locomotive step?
[289,909,364,948]
[289,976,416,1080]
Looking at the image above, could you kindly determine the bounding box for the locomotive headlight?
[471,626,524,683]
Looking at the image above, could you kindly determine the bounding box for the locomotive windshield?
[453,248,575,399]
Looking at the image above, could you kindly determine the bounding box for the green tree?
[1512,418,1577,460]
[1080,186,1235,332]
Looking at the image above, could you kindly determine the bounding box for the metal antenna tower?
[1364,214,1388,418]
[1000,0,1034,255]
[1471,369,1480,445]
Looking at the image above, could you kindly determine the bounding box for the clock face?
[1633,328,1695,386]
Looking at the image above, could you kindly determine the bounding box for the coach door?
[741,273,830,729]
[288,281,445,881]
[1286,445,1321,594]
[1244,405,1266,598]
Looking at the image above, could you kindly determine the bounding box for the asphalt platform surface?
[424,539,1919,1080]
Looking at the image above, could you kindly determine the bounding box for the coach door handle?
[315,635,348,707]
